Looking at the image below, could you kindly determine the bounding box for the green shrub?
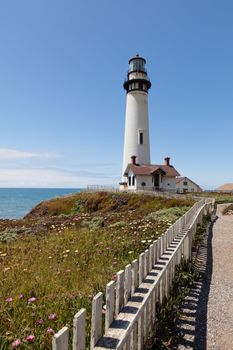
[0,227,31,242]
[81,216,104,229]
[109,221,126,229]
[70,199,86,214]
[146,207,189,223]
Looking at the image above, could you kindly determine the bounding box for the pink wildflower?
[18,294,24,299]
[11,339,22,348]
[112,274,117,281]
[28,297,36,303]
[36,318,44,325]
[46,327,54,334]
[26,335,35,342]
[48,313,57,320]
[6,297,13,303]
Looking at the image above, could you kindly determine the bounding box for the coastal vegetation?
[190,191,233,204]
[0,191,194,349]
[222,203,233,215]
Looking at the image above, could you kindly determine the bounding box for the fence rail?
[52,198,215,350]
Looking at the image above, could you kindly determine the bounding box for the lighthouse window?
[128,176,131,186]
[139,132,144,145]
[135,82,139,89]
[129,58,146,73]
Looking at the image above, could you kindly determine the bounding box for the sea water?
[0,188,82,219]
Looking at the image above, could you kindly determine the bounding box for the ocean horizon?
[0,188,83,219]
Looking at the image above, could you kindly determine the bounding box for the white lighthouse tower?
[122,55,151,181]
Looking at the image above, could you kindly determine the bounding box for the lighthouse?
[122,55,151,181]
[120,56,181,192]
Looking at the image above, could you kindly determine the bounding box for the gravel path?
[175,204,233,350]
[207,204,233,350]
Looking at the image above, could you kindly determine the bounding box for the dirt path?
[176,204,233,350]
[207,204,233,349]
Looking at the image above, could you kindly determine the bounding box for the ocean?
[0,188,82,219]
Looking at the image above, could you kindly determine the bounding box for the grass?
[0,191,194,349]
[222,203,233,215]
[188,191,233,204]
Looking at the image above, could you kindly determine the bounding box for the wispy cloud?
[0,148,59,161]
[0,148,120,187]
[0,168,119,188]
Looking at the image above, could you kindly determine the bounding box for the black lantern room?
[123,54,151,93]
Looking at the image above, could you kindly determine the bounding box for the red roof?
[124,164,180,177]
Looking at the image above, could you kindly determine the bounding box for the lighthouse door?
[154,174,160,189]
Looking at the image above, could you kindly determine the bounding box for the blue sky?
[0,0,232,189]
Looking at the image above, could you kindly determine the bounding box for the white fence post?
[105,280,115,332]
[52,327,69,350]
[73,309,86,350]
[157,238,161,259]
[149,244,154,270]
[139,252,145,284]
[183,234,190,261]
[153,240,157,264]
[144,249,149,278]
[138,312,144,350]
[90,292,103,349]
[131,259,138,294]
[124,264,132,304]
[115,270,125,315]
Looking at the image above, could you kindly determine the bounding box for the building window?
[183,181,188,186]
[128,176,131,186]
[191,188,194,192]
[139,131,143,145]
[132,176,135,186]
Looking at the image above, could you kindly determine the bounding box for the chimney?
[131,155,136,165]
[164,157,170,166]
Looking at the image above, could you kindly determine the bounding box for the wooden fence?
[52,198,215,350]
